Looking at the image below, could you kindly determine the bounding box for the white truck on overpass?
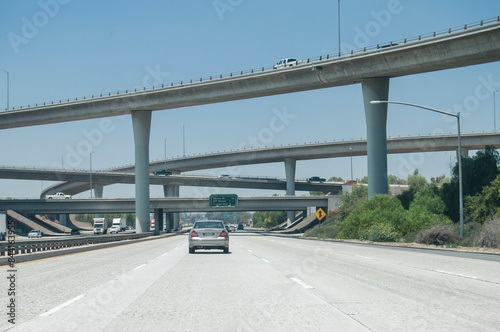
[273,58,306,69]
[46,192,71,199]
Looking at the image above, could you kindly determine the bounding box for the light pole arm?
[370,100,458,119]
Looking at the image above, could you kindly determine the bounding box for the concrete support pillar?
[458,147,469,158]
[163,184,176,232]
[58,214,68,227]
[154,208,163,235]
[173,185,180,230]
[362,77,390,197]
[93,185,104,218]
[132,111,152,233]
[284,158,296,226]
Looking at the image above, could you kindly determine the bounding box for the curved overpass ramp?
[40,132,500,196]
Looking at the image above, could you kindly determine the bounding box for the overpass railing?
[3,17,499,112]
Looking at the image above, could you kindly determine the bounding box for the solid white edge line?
[40,294,85,317]
[435,270,478,279]
[134,263,146,270]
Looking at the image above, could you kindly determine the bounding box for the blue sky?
[0,0,499,198]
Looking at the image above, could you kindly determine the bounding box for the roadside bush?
[476,218,500,248]
[415,224,455,245]
[338,195,408,239]
[304,214,340,239]
[359,223,400,242]
[304,225,340,239]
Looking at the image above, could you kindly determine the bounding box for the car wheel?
[223,247,229,253]
[189,247,195,254]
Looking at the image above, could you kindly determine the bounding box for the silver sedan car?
[189,220,229,254]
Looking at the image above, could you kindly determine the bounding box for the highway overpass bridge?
[0,196,338,217]
[1,18,499,232]
[0,169,343,195]
[36,132,499,196]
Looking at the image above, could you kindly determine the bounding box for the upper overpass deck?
[0,17,499,129]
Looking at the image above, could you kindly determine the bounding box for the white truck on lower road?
[109,218,126,234]
[46,192,71,199]
[93,217,108,234]
[273,58,306,69]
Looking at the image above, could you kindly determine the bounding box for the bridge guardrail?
[3,16,499,112]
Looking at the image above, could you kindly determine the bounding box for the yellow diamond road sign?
[314,208,326,221]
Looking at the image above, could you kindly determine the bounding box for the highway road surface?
[1,232,499,331]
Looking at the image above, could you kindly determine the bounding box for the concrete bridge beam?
[362,77,390,197]
[132,111,152,233]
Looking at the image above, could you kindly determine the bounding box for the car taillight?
[219,230,227,237]
[190,230,199,237]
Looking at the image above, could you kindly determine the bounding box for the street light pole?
[90,151,93,199]
[164,136,169,169]
[370,100,464,237]
[349,147,353,181]
[183,124,190,157]
[338,0,341,57]
[494,90,497,132]
[0,68,9,110]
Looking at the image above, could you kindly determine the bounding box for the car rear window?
[194,221,223,229]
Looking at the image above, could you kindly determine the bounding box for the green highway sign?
[224,215,233,218]
[210,194,238,207]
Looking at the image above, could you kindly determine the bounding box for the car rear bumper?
[189,237,229,249]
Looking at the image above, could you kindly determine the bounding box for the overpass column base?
[362,77,390,197]
[154,208,163,235]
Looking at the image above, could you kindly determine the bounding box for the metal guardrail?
[2,17,499,112]
[0,233,151,256]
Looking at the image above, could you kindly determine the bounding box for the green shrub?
[338,195,408,239]
[304,225,340,239]
[455,221,483,247]
[476,218,500,248]
[359,223,400,242]
[415,224,455,245]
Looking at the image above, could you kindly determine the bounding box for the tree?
[396,170,428,210]
[405,185,450,235]
[388,174,407,185]
[407,169,427,191]
[441,146,500,222]
[465,174,500,224]
[430,174,448,188]
[252,211,287,228]
[336,184,368,222]
[329,176,344,182]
